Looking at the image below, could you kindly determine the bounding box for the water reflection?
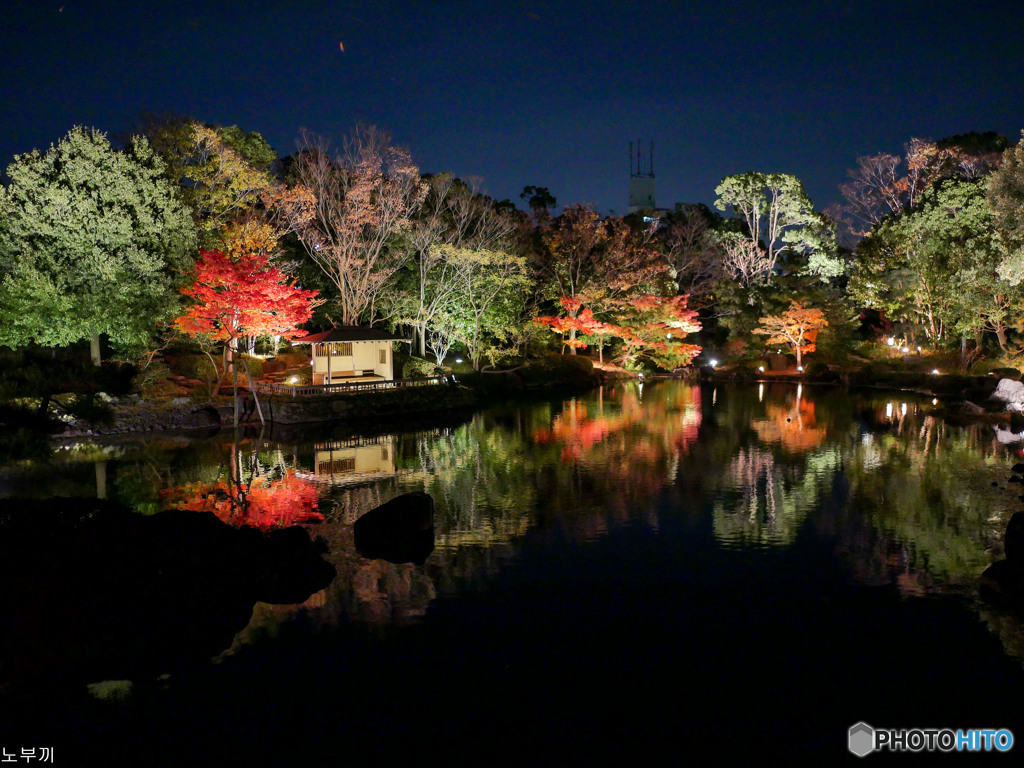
[2,381,1023,668]
[161,442,323,529]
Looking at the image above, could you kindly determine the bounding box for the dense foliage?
[1,118,1022,382]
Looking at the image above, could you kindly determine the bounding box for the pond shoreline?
[51,375,603,440]
[48,366,1019,442]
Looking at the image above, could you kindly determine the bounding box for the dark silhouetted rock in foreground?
[354,491,435,565]
[981,560,1024,602]
[1006,512,1024,563]
[0,498,335,689]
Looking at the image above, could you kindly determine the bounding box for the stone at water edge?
[354,491,435,565]
[1006,512,1024,563]
[992,378,1024,406]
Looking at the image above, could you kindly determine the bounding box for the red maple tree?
[174,249,322,387]
[161,469,323,529]
[537,294,702,370]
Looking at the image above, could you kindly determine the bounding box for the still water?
[2,381,1024,763]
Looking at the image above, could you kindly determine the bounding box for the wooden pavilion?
[292,326,404,385]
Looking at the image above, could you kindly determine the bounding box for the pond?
[2,380,1023,763]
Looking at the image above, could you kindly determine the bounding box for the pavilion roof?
[292,326,406,344]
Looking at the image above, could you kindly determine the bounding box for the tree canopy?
[0,126,196,363]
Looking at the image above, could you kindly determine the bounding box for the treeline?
[1,117,1022,377]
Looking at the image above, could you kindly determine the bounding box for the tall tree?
[915,179,1012,351]
[714,172,832,280]
[537,206,671,352]
[275,126,427,325]
[991,131,1024,284]
[0,127,196,364]
[661,204,725,307]
[436,246,531,370]
[836,135,1005,240]
[398,174,517,356]
[847,179,1007,349]
[137,118,284,256]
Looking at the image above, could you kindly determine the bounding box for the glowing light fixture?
[709,359,718,367]
[797,365,804,372]
[289,376,298,385]
[758,366,765,373]
[887,337,895,346]
[932,398,938,405]
[455,357,463,363]
[932,369,940,375]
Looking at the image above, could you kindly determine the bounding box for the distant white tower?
[627,140,655,213]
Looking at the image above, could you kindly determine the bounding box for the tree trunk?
[996,323,1009,352]
[95,461,107,499]
[231,339,239,428]
[90,333,101,366]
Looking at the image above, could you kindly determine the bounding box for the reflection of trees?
[841,420,1010,591]
[530,384,703,527]
[415,417,538,545]
[751,386,826,453]
[712,446,841,546]
[161,444,322,529]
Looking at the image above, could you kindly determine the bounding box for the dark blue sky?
[2,0,1022,214]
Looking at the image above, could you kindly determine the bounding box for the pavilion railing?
[252,376,445,398]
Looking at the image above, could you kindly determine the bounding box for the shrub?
[803,360,831,378]
[132,359,172,393]
[280,367,312,385]
[986,366,1021,381]
[403,356,441,379]
[169,353,219,381]
[275,350,312,367]
[238,354,264,379]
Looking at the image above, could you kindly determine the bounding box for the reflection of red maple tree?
[162,469,323,529]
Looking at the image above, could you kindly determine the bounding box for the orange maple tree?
[752,300,828,368]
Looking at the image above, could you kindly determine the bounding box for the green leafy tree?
[0,127,196,364]
[436,245,532,370]
[991,131,1024,285]
[714,172,838,280]
[849,178,1009,350]
[921,180,1013,350]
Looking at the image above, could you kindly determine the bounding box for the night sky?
[1,0,1022,214]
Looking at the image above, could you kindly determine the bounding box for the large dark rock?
[1006,512,1024,563]
[0,499,335,689]
[980,559,1024,603]
[354,491,435,565]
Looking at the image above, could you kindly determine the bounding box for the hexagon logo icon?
[849,722,875,757]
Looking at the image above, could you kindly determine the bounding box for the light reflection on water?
[8,381,1024,764]
[2,381,1023,657]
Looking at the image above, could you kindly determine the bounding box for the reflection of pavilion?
[298,435,404,485]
